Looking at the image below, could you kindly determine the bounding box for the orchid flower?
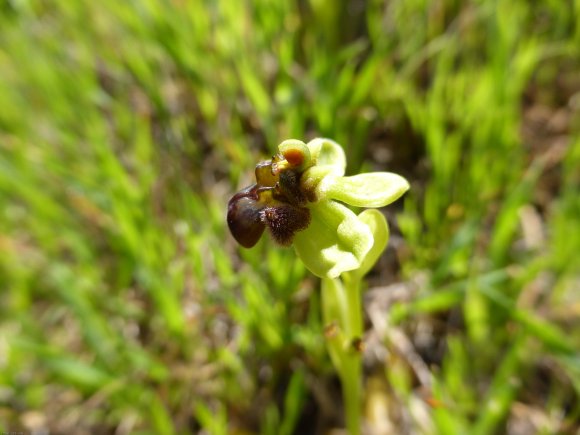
[227,138,409,279]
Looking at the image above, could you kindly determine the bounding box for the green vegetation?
[1,0,579,433]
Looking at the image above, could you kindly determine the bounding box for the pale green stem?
[342,353,362,435]
[321,277,346,374]
[322,275,363,435]
[344,274,362,336]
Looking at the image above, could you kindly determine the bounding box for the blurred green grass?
[1,0,579,433]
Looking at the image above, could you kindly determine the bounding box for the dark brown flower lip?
[227,184,266,248]
[228,153,314,248]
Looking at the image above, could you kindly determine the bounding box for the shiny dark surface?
[227,185,266,248]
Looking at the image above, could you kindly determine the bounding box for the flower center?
[227,143,314,248]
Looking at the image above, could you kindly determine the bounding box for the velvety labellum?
[261,204,311,246]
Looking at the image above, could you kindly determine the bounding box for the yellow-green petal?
[348,209,390,279]
[293,200,373,279]
[323,172,409,208]
[305,138,346,176]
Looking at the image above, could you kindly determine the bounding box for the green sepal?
[293,200,373,278]
[322,172,409,207]
[347,209,390,280]
[306,138,346,175]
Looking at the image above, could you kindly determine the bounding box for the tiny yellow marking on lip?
[271,159,290,175]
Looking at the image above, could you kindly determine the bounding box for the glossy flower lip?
[227,138,410,279]
[227,184,267,248]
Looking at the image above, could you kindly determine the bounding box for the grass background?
[1,0,579,433]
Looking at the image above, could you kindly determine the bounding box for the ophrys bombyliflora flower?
[227,138,409,278]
